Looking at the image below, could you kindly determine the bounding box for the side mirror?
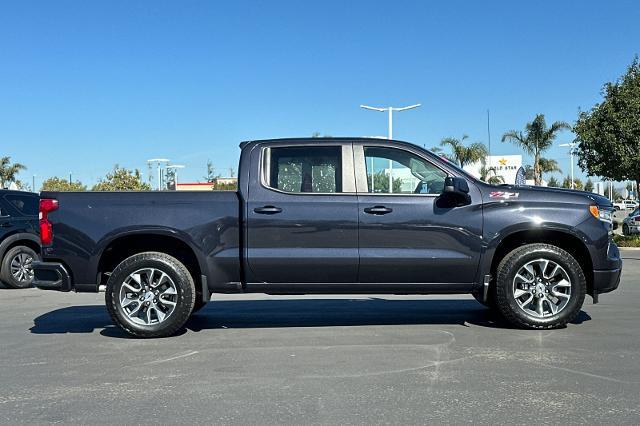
[439,176,471,206]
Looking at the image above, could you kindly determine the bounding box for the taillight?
[39,198,59,245]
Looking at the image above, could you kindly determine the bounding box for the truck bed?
[39,190,241,292]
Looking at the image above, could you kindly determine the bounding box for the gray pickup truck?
[33,138,622,337]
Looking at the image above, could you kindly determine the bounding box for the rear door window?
[265,146,342,193]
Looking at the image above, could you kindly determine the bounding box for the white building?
[464,155,523,185]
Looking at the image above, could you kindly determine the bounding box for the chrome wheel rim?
[119,268,178,326]
[512,258,572,318]
[10,253,34,283]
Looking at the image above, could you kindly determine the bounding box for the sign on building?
[464,155,523,185]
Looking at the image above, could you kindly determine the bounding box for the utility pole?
[360,104,421,192]
[559,142,577,189]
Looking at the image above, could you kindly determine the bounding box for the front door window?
[364,147,447,195]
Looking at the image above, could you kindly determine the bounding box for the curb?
[619,247,640,251]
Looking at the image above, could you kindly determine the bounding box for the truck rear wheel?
[495,244,586,329]
[105,252,196,338]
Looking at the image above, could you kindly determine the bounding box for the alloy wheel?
[512,258,572,318]
[119,268,178,326]
[10,253,34,283]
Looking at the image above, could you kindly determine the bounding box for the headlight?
[589,205,612,223]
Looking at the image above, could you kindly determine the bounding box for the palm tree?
[440,135,488,168]
[539,158,562,175]
[0,157,26,188]
[501,114,570,186]
[480,165,505,185]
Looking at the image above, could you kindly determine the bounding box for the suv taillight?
[39,198,59,245]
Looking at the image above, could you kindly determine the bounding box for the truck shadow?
[30,298,591,338]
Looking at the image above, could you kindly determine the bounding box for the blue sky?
[1,0,639,187]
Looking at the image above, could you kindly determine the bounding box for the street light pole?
[147,158,170,190]
[165,165,185,190]
[360,104,421,193]
[559,142,577,189]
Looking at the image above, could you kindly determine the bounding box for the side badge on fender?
[490,191,519,199]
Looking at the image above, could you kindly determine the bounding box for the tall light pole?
[165,165,185,190]
[360,104,421,192]
[559,142,577,189]
[147,158,170,190]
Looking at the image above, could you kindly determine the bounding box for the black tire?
[495,243,586,329]
[105,252,196,338]
[623,224,630,236]
[1,245,39,289]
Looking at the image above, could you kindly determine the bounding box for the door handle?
[253,205,283,215]
[364,205,393,215]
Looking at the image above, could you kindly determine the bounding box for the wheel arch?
[485,227,594,297]
[96,230,205,295]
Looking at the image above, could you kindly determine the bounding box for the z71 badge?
[489,191,519,199]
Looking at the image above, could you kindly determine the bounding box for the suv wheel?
[1,245,38,289]
[105,252,196,338]
[495,244,586,329]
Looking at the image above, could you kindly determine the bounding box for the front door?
[246,143,359,284]
[355,144,483,286]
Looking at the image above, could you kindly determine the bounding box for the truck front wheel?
[105,252,196,338]
[495,244,586,329]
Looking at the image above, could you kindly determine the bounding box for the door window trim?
[353,144,449,196]
[259,143,357,195]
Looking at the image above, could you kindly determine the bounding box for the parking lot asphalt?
[1,250,639,425]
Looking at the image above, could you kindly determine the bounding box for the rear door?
[245,142,359,284]
[354,143,483,287]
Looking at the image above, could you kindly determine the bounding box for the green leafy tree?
[502,115,570,186]
[547,176,560,187]
[440,135,488,168]
[92,165,151,191]
[584,178,594,193]
[574,57,640,196]
[368,172,402,193]
[0,157,26,188]
[41,177,87,192]
[561,175,583,190]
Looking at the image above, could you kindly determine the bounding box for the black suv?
[0,190,40,288]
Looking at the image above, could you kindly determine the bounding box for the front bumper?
[624,223,640,234]
[593,268,621,294]
[32,261,73,292]
[591,240,622,301]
